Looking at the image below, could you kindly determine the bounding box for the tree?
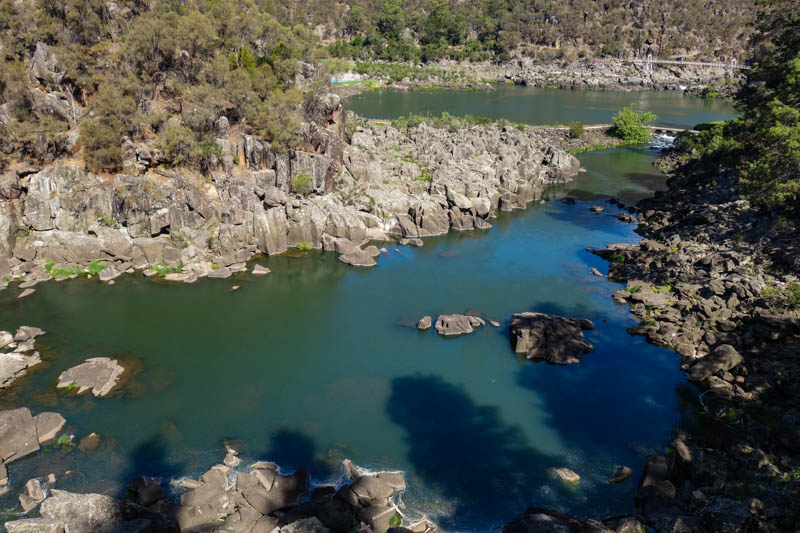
[345,6,367,36]
[610,107,657,143]
[378,0,404,41]
[734,1,800,219]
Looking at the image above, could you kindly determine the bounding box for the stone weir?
[0,117,579,285]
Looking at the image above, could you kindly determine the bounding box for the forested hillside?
[0,0,758,174]
[318,0,755,62]
[0,0,328,173]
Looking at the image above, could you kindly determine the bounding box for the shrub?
[159,121,197,167]
[291,173,313,196]
[296,242,312,251]
[88,260,107,276]
[761,283,800,312]
[568,121,584,139]
[610,108,657,143]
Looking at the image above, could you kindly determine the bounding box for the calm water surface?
[0,90,735,531]
[346,85,736,128]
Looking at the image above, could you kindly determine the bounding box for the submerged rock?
[509,313,594,365]
[434,314,485,336]
[608,465,633,484]
[549,467,580,484]
[252,264,271,275]
[56,357,124,397]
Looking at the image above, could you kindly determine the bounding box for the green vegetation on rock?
[610,108,657,144]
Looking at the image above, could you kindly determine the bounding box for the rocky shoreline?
[4,450,435,533]
[335,58,741,96]
[0,109,580,294]
[517,156,799,531]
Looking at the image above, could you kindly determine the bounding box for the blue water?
[0,89,728,531]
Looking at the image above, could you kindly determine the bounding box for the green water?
[346,85,736,128]
[0,91,736,531]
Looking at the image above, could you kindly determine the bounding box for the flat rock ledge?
[0,408,66,472]
[56,357,124,397]
[509,312,594,365]
[4,451,437,533]
[434,314,485,336]
[1,326,46,390]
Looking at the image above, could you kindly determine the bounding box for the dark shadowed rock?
[686,344,743,381]
[504,507,614,533]
[510,313,594,365]
[608,466,633,484]
[78,433,101,452]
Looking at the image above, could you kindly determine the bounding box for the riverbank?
[332,58,742,98]
[509,152,800,531]
[0,111,582,295]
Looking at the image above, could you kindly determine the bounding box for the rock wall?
[0,119,579,284]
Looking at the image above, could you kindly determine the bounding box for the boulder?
[504,507,613,533]
[127,477,164,507]
[56,357,125,397]
[5,518,66,533]
[686,344,743,381]
[509,313,594,365]
[39,490,122,533]
[252,264,271,276]
[77,433,101,452]
[19,478,47,512]
[417,316,432,330]
[0,408,40,464]
[608,466,633,484]
[339,249,377,267]
[434,314,485,336]
[549,467,580,484]
[14,326,45,342]
[1,351,42,390]
[34,412,66,445]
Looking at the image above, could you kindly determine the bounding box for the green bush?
[610,108,657,143]
[761,283,800,312]
[568,121,584,139]
[296,242,312,251]
[291,173,313,196]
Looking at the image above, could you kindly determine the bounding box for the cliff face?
[0,117,579,284]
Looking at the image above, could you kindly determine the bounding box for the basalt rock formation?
[509,313,594,365]
[0,114,579,288]
[4,453,435,533]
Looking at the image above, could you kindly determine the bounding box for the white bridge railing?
[631,59,749,70]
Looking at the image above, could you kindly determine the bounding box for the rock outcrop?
[0,326,46,390]
[509,313,594,364]
[0,118,579,287]
[56,357,124,397]
[434,314,485,336]
[5,453,429,533]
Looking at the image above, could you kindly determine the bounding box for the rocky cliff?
[0,113,579,286]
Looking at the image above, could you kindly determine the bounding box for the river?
[0,89,736,531]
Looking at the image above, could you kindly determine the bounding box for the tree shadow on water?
[387,374,600,531]
[258,429,335,482]
[117,434,187,496]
